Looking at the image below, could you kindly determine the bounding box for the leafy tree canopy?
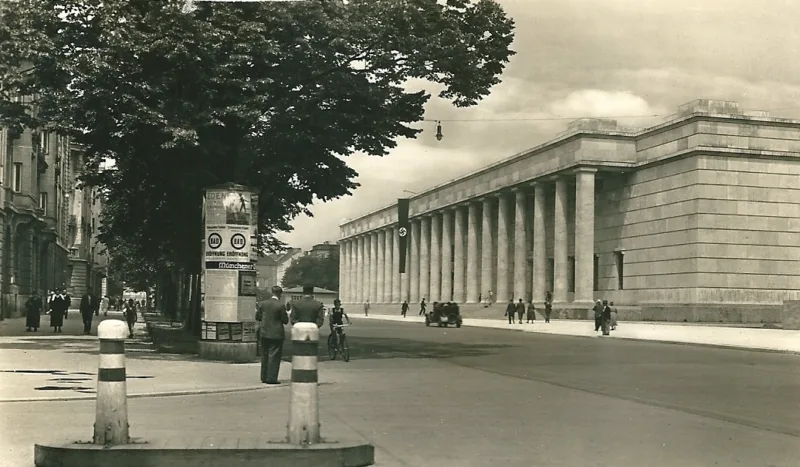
[0,0,515,287]
[281,251,340,292]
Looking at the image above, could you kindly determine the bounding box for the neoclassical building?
[337,100,800,323]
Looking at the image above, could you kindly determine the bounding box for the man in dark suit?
[289,284,325,328]
[258,285,289,384]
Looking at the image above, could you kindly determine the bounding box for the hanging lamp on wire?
[434,120,443,141]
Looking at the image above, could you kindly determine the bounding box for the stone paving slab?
[352,313,800,353]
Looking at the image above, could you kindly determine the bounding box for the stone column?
[466,201,480,303]
[440,209,454,302]
[409,220,421,303]
[532,183,546,303]
[419,216,431,304]
[553,177,568,303]
[339,241,347,302]
[574,168,597,304]
[376,230,385,303]
[384,228,393,303]
[512,188,528,302]
[391,227,401,303]
[495,192,511,302]
[452,206,466,303]
[356,236,365,302]
[369,232,378,303]
[345,240,353,303]
[429,213,442,303]
[480,197,494,302]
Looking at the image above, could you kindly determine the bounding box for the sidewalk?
[0,316,287,402]
[353,313,800,354]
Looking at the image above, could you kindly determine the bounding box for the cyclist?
[328,299,351,345]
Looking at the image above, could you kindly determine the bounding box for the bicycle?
[327,323,350,362]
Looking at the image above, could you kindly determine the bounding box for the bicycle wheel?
[341,335,350,362]
[327,333,337,360]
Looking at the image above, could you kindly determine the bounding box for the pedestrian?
[289,284,325,328]
[25,293,42,332]
[49,289,67,333]
[123,299,138,338]
[80,292,94,335]
[593,299,604,332]
[544,291,552,323]
[526,300,536,323]
[363,299,370,316]
[610,301,618,330]
[419,298,427,315]
[601,300,612,335]
[92,292,100,317]
[515,298,525,324]
[401,300,408,318]
[100,295,110,316]
[63,289,72,319]
[505,300,515,324]
[258,285,289,385]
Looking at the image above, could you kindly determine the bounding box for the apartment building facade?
[0,123,106,318]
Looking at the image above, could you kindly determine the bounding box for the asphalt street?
[2,318,799,466]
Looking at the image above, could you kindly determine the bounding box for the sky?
[277,0,800,251]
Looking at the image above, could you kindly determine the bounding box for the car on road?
[425,303,463,328]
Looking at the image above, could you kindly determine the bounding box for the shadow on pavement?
[0,338,202,362]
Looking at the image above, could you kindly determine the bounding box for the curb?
[0,383,282,404]
[354,314,800,355]
[552,331,800,356]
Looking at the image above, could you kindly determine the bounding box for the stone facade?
[337,100,800,323]
[0,125,106,318]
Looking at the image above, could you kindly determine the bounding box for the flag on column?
[397,198,410,273]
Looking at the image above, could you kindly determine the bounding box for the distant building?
[283,286,338,310]
[310,241,337,258]
[255,248,303,291]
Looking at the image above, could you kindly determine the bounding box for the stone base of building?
[782,301,800,330]
[197,341,258,363]
[2,293,27,319]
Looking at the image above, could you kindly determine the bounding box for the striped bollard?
[93,320,130,445]
[288,323,320,445]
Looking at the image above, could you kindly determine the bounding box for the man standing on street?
[258,286,289,385]
[80,292,95,335]
[290,284,325,328]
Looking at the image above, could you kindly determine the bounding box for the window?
[40,131,49,156]
[615,251,625,290]
[12,162,22,192]
[39,192,48,216]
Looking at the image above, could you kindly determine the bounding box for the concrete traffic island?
[34,321,375,467]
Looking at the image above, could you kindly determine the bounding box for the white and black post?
[287,322,320,445]
[93,320,130,445]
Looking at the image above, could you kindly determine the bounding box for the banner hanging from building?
[397,198,410,273]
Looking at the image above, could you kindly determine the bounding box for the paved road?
[2,318,799,466]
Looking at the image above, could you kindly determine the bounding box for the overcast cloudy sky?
[277,0,800,250]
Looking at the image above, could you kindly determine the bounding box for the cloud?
[277,0,800,251]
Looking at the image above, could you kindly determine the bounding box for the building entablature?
[339,99,800,241]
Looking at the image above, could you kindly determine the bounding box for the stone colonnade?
[338,168,597,305]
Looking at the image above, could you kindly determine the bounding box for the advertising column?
[198,183,259,362]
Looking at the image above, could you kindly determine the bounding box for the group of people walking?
[23,288,140,337]
[593,299,618,333]
[503,292,555,324]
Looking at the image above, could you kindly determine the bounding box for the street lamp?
[435,121,443,141]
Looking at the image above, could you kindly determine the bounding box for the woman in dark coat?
[25,294,42,332]
[49,291,67,333]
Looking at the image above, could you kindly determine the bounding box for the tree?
[281,251,340,292]
[0,0,516,328]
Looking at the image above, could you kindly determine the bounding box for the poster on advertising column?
[203,183,259,328]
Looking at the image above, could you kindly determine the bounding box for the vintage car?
[425,302,463,328]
